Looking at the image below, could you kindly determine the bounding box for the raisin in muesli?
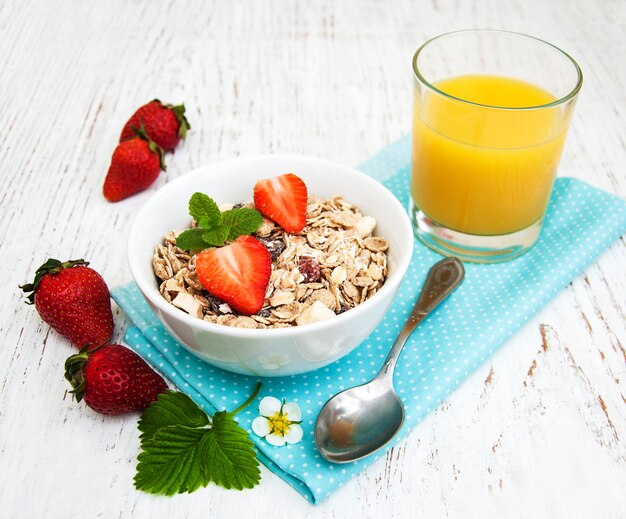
[259,236,286,260]
[298,256,321,283]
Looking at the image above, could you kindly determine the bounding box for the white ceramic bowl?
[128,155,413,376]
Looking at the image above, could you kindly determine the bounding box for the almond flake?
[354,216,377,238]
[295,300,335,325]
[172,292,203,318]
[330,265,347,285]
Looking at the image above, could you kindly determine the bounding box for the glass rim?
[412,29,583,111]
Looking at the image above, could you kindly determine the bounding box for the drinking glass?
[411,30,582,262]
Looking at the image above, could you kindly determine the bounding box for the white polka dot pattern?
[111,136,626,504]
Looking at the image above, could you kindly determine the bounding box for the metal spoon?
[314,257,465,463]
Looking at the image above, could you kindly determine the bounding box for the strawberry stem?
[64,345,91,402]
[229,382,262,416]
[63,342,109,401]
[166,103,190,140]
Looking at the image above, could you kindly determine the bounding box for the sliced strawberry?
[253,173,308,233]
[195,236,271,316]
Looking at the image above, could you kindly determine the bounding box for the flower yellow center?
[268,411,290,437]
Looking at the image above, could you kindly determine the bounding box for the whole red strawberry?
[20,259,113,349]
[65,344,168,415]
[103,127,165,202]
[120,99,190,152]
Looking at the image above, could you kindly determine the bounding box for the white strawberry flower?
[251,396,303,446]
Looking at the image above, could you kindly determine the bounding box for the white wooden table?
[1,1,625,517]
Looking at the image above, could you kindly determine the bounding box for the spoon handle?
[377,257,465,379]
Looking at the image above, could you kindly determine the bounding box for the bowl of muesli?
[128,155,413,376]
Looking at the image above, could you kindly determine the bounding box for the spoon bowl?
[314,257,465,463]
[315,378,404,463]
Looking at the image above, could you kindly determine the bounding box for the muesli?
[152,175,389,329]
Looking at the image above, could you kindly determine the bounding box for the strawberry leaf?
[167,103,191,140]
[135,425,211,495]
[189,192,221,228]
[202,411,260,490]
[134,385,262,495]
[175,228,209,252]
[138,390,209,444]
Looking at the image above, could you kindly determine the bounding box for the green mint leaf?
[199,208,262,246]
[197,216,213,229]
[135,425,211,495]
[175,228,209,251]
[202,411,261,490]
[202,226,229,246]
[189,192,221,228]
[222,208,263,241]
[138,391,210,444]
[180,194,263,251]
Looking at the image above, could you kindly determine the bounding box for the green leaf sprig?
[135,383,262,495]
[176,193,263,251]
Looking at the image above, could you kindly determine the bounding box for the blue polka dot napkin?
[111,136,626,504]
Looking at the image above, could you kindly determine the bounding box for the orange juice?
[411,74,572,235]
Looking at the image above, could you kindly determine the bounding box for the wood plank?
[0,0,624,517]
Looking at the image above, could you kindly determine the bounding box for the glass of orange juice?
[411,30,582,262]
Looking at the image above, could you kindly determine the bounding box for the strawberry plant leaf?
[222,208,263,241]
[189,192,221,228]
[135,425,211,495]
[134,384,262,495]
[203,411,261,490]
[138,390,210,444]
[175,228,209,251]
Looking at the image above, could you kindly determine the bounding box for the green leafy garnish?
[222,208,264,238]
[172,228,208,251]
[176,192,263,251]
[201,226,230,247]
[135,384,262,495]
[137,391,210,443]
[189,192,220,227]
